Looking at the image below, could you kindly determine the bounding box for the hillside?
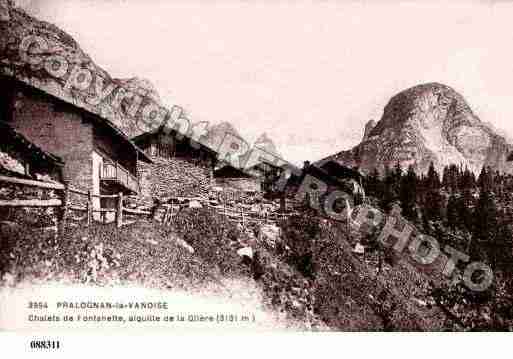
[0,209,328,330]
[1,203,464,331]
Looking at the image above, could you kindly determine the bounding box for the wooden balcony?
[101,162,139,194]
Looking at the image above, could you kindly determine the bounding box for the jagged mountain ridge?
[254,132,281,158]
[0,1,283,155]
[205,123,282,167]
[0,1,204,140]
[320,83,513,175]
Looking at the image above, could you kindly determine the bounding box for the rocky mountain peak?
[254,132,281,159]
[255,132,271,144]
[203,121,243,150]
[0,0,11,21]
[320,83,513,175]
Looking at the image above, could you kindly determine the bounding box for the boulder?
[352,243,365,255]
[258,224,281,248]
[175,237,194,254]
[237,246,253,259]
[189,200,203,209]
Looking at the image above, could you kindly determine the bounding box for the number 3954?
[28,301,48,309]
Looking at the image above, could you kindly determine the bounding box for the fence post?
[87,190,92,226]
[58,181,70,237]
[241,207,245,227]
[116,192,123,228]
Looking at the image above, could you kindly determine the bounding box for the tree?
[495,211,513,270]
[446,193,460,230]
[472,187,498,264]
[424,189,443,222]
[442,164,461,193]
[459,166,476,190]
[393,161,403,188]
[460,189,475,232]
[380,164,396,212]
[399,165,418,221]
[426,162,441,190]
[365,167,382,198]
[478,166,494,193]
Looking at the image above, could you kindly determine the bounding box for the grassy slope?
[1,209,326,330]
[1,206,455,330]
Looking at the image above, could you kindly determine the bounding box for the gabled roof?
[131,127,217,157]
[6,78,152,164]
[214,164,255,179]
[88,114,153,164]
[318,160,363,182]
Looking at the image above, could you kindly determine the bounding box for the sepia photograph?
[1,0,513,353]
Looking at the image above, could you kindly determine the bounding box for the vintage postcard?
[0,0,512,350]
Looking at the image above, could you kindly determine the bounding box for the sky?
[13,0,513,165]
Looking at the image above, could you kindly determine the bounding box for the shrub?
[171,208,248,277]
[280,209,321,278]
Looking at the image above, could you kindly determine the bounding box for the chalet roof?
[0,121,64,166]
[214,164,254,179]
[7,78,152,164]
[131,127,217,157]
[90,116,153,164]
[303,164,346,187]
[317,160,363,182]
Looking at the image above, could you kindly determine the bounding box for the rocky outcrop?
[115,77,162,105]
[321,83,513,175]
[203,122,243,151]
[362,120,376,142]
[0,2,283,159]
[0,0,10,22]
[254,132,281,157]
[0,1,162,138]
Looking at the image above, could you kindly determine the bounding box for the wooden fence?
[0,174,296,233]
[0,175,151,232]
[154,196,297,227]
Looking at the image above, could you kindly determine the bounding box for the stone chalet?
[0,77,152,217]
[132,128,218,202]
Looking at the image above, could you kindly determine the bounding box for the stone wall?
[138,156,213,203]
